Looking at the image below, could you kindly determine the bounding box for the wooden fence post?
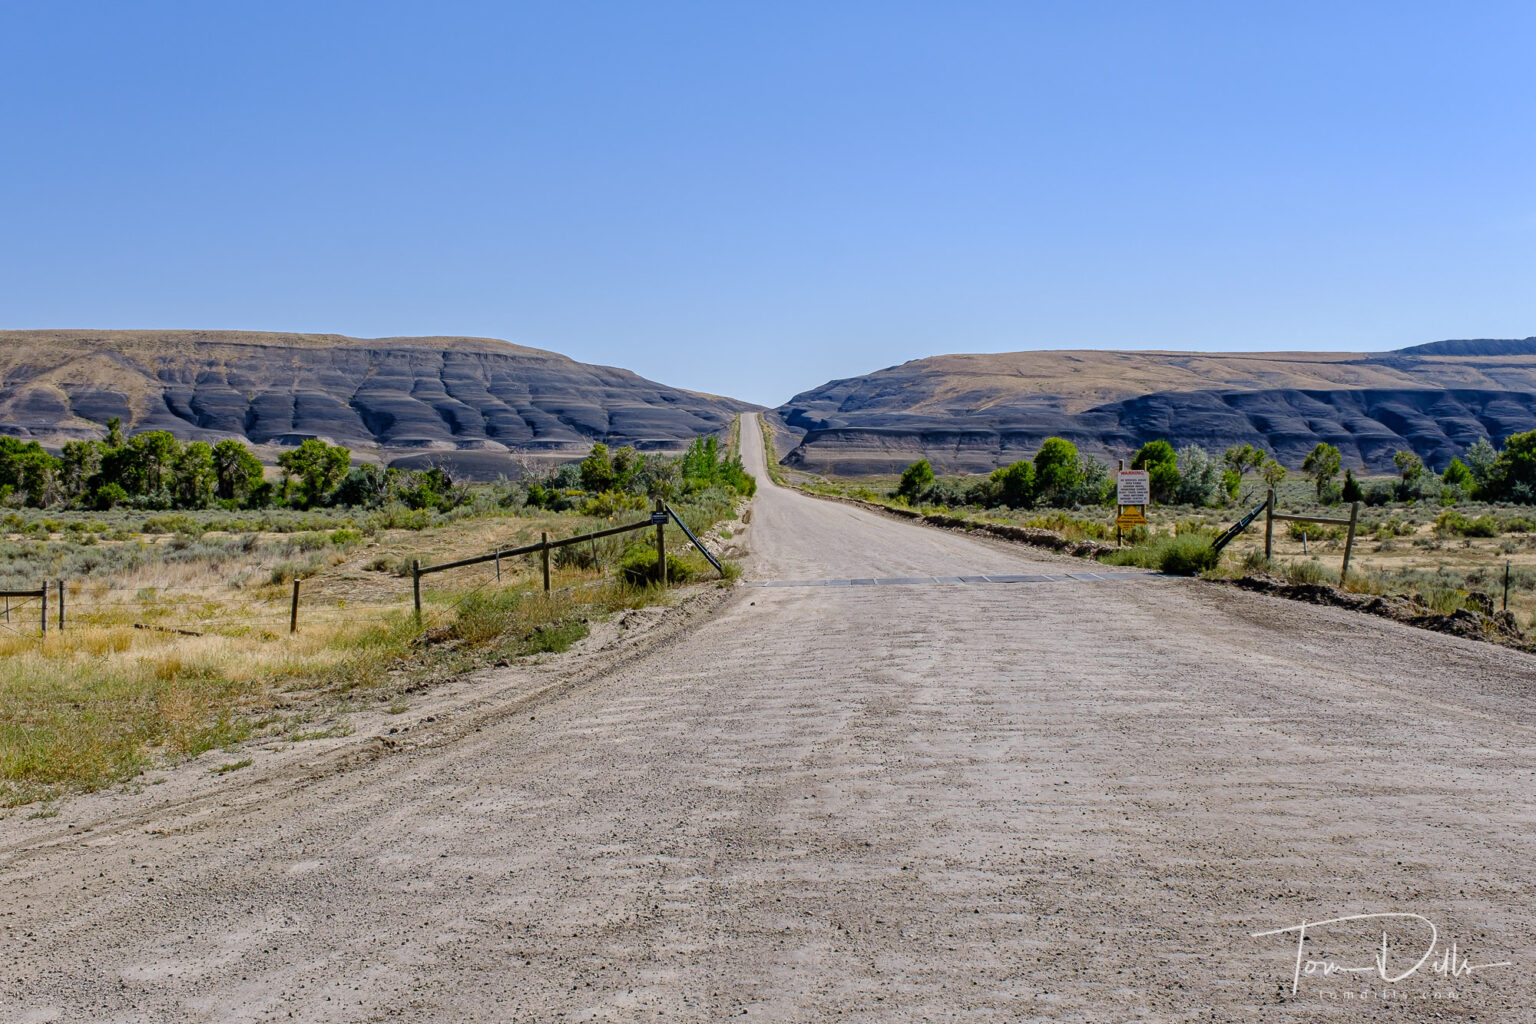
[654,499,667,585]
[1264,488,1275,561]
[290,579,301,634]
[57,580,64,631]
[40,581,47,636]
[495,550,501,582]
[1340,500,1360,580]
[412,560,422,621]
[541,533,550,593]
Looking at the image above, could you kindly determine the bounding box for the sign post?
[1115,468,1150,545]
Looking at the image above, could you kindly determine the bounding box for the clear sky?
[2,2,1532,407]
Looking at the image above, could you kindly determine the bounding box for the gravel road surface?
[3,413,1535,1021]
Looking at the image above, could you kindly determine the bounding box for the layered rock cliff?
[776,338,1536,474]
[0,331,756,476]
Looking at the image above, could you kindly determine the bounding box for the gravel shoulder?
[2,414,1535,1021]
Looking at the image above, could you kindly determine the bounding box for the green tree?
[1341,469,1364,503]
[1032,438,1081,506]
[94,482,129,510]
[1220,468,1242,501]
[1301,442,1342,500]
[1073,454,1115,505]
[277,439,351,508]
[1464,438,1500,497]
[1392,450,1424,484]
[1131,440,1179,504]
[680,436,721,486]
[126,430,181,495]
[989,460,1035,508]
[1223,443,1266,476]
[611,446,641,490]
[58,440,102,502]
[104,416,125,448]
[172,441,217,508]
[212,439,265,503]
[1260,458,1288,488]
[0,438,62,507]
[580,442,617,492]
[896,458,934,502]
[1173,445,1222,506]
[1494,430,1536,502]
[1442,457,1474,491]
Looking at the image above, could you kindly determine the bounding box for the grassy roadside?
[0,486,748,810]
[757,414,789,486]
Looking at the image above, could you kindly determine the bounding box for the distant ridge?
[0,330,758,478]
[774,337,1536,475]
[1395,337,1536,357]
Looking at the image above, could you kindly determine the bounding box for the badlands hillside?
[0,331,756,477]
[774,337,1536,474]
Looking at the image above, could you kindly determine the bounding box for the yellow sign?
[1115,507,1147,529]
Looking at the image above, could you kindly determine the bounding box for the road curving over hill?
[3,414,1535,1021]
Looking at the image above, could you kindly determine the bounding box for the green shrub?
[291,531,329,552]
[1435,509,1499,537]
[554,544,598,570]
[1286,520,1344,541]
[1414,584,1467,615]
[1101,534,1218,575]
[896,459,934,502]
[617,547,694,586]
[1021,511,1111,540]
[580,490,646,518]
[370,504,436,531]
[142,513,204,537]
[1371,515,1416,540]
[1284,560,1336,586]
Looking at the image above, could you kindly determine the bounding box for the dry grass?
[0,500,741,809]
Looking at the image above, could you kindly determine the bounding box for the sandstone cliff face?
[777,339,1536,474]
[0,331,756,476]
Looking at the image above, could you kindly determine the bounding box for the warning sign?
[1117,470,1150,507]
[1115,507,1148,529]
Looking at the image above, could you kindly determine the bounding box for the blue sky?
[1,2,1532,407]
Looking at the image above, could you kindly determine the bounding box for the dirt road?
[4,414,1535,1021]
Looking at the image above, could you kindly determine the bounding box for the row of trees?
[896,437,1114,509]
[0,420,315,511]
[896,438,1286,511]
[0,419,757,515]
[528,436,756,512]
[894,430,1536,511]
[1299,432,1536,505]
[0,420,469,512]
[1129,441,1286,506]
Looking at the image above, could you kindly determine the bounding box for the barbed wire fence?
[0,506,718,643]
